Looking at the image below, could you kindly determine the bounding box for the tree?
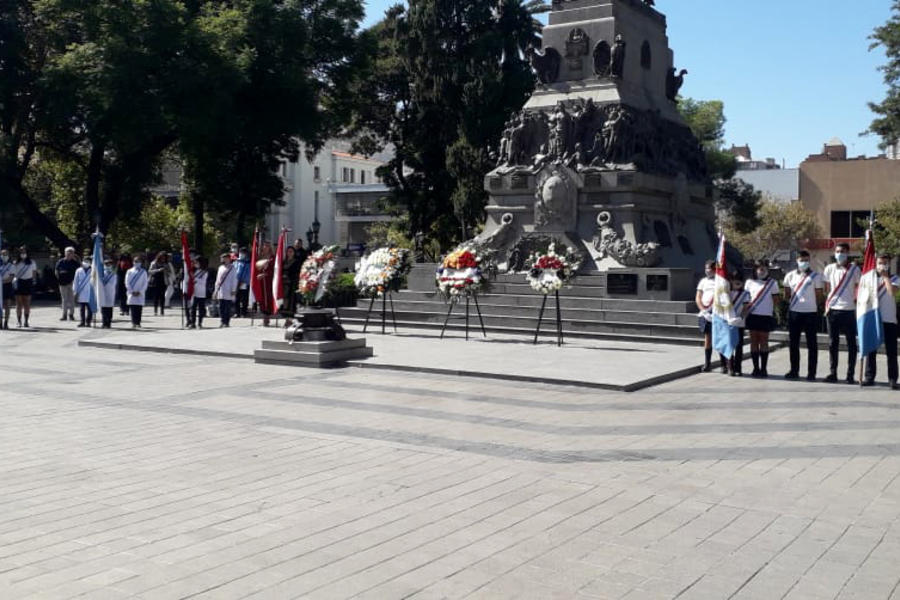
[716,178,762,234]
[867,198,900,257]
[868,1,900,148]
[349,0,543,250]
[726,201,820,262]
[678,97,737,180]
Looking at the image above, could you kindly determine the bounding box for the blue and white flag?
[857,229,883,356]
[88,231,103,314]
[712,233,739,359]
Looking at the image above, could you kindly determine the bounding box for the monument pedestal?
[253,308,373,367]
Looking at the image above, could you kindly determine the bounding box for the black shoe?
[60,315,68,321]
[784,371,799,380]
[760,369,768,378]
[846,376,857,385]
[751,368,761,377]
[77,322,86,328]
[701,364,712,372]
[824,374,838,383]
[861,380,875,387]
[720,366,729,375]
[892,380,899,390]
[806,374,817,381]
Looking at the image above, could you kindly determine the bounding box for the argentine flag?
[712,233,739,359]
[88,231,103,315]
[857,229,883,356]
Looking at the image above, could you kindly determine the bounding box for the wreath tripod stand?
[440,293,487,340]
[533,290,564,347]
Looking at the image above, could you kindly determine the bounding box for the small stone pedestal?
[253,308,373,367]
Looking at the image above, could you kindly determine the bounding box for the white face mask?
[0,255,7,263]
[877,263,889,273]
[82,261,91,268]
[797,261,809,271]
[757,269,768,279]
[134,261,143,267]
[20,253,27,260]
[835,252,847,264]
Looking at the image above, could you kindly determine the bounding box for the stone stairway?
[340,272,704,345]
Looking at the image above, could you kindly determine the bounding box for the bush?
[321,273,359,308]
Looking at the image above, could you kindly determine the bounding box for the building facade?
[264,141,387,248]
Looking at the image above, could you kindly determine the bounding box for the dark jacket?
[55,258,79,286]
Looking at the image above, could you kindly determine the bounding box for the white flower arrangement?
[298,245,340,305]
[524,243,582,295]
[354,247,411,297]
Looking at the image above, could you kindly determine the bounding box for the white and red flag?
[857,227,884,356]
[181,230,194,301]
[272,228,286,309]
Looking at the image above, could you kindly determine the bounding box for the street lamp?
[311,219,321,249]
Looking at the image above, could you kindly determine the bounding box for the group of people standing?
[697,243,899,388]
[0,236,310,331]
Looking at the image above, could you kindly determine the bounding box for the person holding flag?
[186,257,209,329]
[782,250,825,381]
[856,229,885,387]
[824,242,861,383]
[126,254,149,328]
[180,231,194,328]
[729,271,750,376]
[89,230,107,328]
[710,233,740,374]
[862,253,899,388]
[98,257,118,328]
[272,228,287,319]
[73,255,96,327]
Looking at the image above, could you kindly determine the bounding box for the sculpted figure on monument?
[594,211,661,268]
[507,115,528,165]
[610,34,626,79]
[548,103,571,159]
[526,45,561,85]
[665,68,688,101]
[565,28,590,71]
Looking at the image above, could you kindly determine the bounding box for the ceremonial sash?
[214,265,234,297]
[127,269,146,291]
[15,264,30,280]
[878,277,898,300]
[102,272,116,286]
[732,290,750,314]
[699,278,714,311]
[745,278,776,315]
[0,263,11,281]
[74,269,91,297]
[826,264,858,310]
[788,271,814,310]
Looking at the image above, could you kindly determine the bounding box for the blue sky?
[360,0,893,167]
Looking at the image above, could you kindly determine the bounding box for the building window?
[640,41,651,69]
[830,211,869,238]
[342,167,349,183]
[314,165,320,181]
[350,169,356,184]
[360,170,366,185]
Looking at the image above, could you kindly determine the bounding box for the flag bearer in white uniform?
[695,260,717,372]
[863,254,900,388]
[126,255,149,329]
[215,253,238,328]
[186,256,209,329]
[823,243,861,383]
[729,271,750,377]
[73,256,94,327]
[99,257,118,328]
[743,261,781,378]
[782,250,825,381]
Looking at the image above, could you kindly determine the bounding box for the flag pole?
[180,227,186,331]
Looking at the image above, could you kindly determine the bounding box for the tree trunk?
[235,211,246,246]
[3,177,78,251]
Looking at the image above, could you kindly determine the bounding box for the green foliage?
[869,1,900,147]
[867,197,900,257]
[348,0,540,251]
[726,201,820,262]
[107,196,222,258]
[677,97,738,181]
[716,179,762,234]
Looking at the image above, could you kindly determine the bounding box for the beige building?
[800,138,900,261]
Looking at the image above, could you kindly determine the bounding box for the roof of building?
[825,137,845,147]
[331,151,383,163]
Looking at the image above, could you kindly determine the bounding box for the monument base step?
[254,338,373,367]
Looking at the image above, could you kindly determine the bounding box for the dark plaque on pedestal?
[607,273,638,295]
[647,274,669,292]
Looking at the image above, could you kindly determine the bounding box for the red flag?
[181,231,194,300]
[272,228,286,308]
[249,226,262,306]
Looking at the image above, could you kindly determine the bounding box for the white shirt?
[183,270,208,299]
[215,264,238,301]
[696,277,716,318]
[824,262,860,311]
[0,261,14,283]
[14,261,37,283]
[783,269,823,314]
[125,267,149,306]
[73,266,93,303]
[100,270,118,308]
[744,278,780,317]
[878,274,900,325]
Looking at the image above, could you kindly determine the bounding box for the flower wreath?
[435,245,490,298]
[298,245,340,305]
[354,247,412,297]
[524,243,582,295]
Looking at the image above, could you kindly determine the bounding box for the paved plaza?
[2,307,900,599]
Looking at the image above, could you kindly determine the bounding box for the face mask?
[134,261,143,267]
[757,270,768,279]
[797,261,809,271]
[835,252,847,264]
[239,253,247,259]
[20,253,27,260]
[82,261,91,268]
[877,264,889,273]
[105,266,114,274]
[0,255,7,263]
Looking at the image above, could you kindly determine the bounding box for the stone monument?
[478,0,717,297]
